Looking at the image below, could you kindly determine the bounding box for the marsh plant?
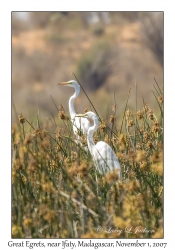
[12,80,163,238]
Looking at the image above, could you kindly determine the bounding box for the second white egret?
[76,111,121,179]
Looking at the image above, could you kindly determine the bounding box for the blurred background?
[12,11,163,127]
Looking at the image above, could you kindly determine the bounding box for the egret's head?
[58,80,80,89]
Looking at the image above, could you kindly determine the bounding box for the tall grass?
[12,81,163,238]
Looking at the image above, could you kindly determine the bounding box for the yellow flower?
[42,181,55,193]
[104,169,120,183]
[21,174,27,185]
[23,218,33,228]
[113,216,127,229]
[140,161,148,170]
[81,231,106,238]
[151,162,163,176]
[44,210,56,222]
[12,170,16,183]
[69,161,89,177]
[152,228,163,238]
[39,204,49,216]
[12,225,23,238]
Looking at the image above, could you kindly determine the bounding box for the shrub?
[12,81,163,238]
[139,12,163,66]
[76,41,116,91]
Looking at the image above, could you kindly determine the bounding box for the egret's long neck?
[69,86,80,119]
[87,117,99,153]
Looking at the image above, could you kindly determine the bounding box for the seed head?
[151,125,160,133]
[158,95,163,104]
[84,108,89,113]
[24,134,33,145]
[12,126,16,136]
[137,110,143,120]
[99,122,106,132]
[104,134,109,143]
[136,150,146,163]
[154,121,159,126]
[147,140,153,149]
[32,129,46,139]
[110,115,115,124]
[143,104,149,112]
[12,225,23,238]
[128,120,134,127]
[143,131,150,141]
[77,129,83,137]
[18,114,25,124]
[58,105,63,111]
[69,161,88,177]
[125,109,132,120]
[118,134,129,150]
[112,105,116,112]
[136,143,143,150]
[139,127,144,135]
[42,182,55,193]
[148,110,154,120]
[43,210,56,222]
[151,162,163,176]
[111,136,117,145]
[23,218,32,228]
[58,110,68,120]
[104,169,120,183]
[21,174,27,185]
[55,127,63,139]
[94,135,99,144]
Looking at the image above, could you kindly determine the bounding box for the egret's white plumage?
[58,80,91,144]
[76,111,121,179]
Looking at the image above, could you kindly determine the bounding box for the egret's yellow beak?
[58,81,71,86]
[75,113,87,118]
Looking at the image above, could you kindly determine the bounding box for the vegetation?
[12,80,163,238]
[139,13,163,66]
[76,41,115,91]
[12,12,163,122]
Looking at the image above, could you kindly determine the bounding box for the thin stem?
[134,80,137,147]
[59,190,99,217]
[73,73,118,138]
[50,94,59,111]
[72,73,101,122]
[50,110,57,128]
[154,78,162,95]
[12,100,20,129]
[120,86,131,134]
[152,91,163,118]
[37,109,40,129]
[24,118,35,130]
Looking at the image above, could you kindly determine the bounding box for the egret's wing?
[94,141,120,175]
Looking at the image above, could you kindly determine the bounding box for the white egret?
[58,80,91,146]
[76,111,121,179]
